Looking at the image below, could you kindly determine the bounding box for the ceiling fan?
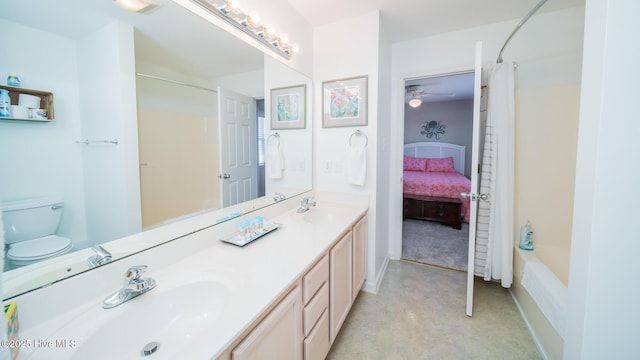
[406,85,455,108]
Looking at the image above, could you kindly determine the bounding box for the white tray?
[220,222,280,247]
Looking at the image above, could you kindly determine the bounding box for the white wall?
[77,21,141,247]
[314,11,386,292]
[0,19,87,245]
[565,0,640,358]
[214,69,265,99]
[375,21,393,289]
[264,56,313,197]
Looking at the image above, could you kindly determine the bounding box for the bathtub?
[532,244,570,286]
[512,247,568,360]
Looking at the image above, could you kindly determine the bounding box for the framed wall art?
[270,84,306,130]
[322,75,368,128]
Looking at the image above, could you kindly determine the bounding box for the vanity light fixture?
[191,0,296,60]
[113,0,157,13]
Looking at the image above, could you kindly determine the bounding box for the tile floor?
[327,260,541,359]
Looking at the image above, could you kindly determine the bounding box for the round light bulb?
[409,98,422,108]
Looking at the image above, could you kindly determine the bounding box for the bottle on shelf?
[0,89,11,117]
[7,73,21,87]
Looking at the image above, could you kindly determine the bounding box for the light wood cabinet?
[329,231,353,343]
[352,216,368,297]
[303,309,330,360]
[224,213,368,360]
[232,286,303,360]
[302,256,330,360]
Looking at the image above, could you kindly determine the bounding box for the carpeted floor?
[402,219,469,271]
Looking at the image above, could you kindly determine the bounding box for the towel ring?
[349,130,368,147]
[267,133,280,147]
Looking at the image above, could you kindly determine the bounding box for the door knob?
[218,173,231,179]
[460,192,489,201]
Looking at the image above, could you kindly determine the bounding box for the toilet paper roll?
[10,105,29,119]
[18,93,41,109]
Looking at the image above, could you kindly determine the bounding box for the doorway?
[400,72,476,272]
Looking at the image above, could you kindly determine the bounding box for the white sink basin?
[302,206,352,224]
[34,281,229,360]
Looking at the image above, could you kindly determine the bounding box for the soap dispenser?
[519,221,534,251]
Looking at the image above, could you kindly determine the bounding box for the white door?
[463,41,484,317]
[218,87,257,207]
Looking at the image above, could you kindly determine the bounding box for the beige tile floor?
[327,260,542,360]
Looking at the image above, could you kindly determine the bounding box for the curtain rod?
[496,0,548,63]
[136,73,217,93]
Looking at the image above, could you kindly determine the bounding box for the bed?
[403,142,471,227]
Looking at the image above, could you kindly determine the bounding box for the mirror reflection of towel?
[267,144,284,179]
[348,145,366,186]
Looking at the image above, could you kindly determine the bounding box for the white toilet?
[2,197,73,269]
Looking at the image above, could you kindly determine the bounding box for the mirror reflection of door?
[218,87,258,208]
[137,75,220,229]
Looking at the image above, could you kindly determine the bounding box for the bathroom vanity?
[11,192,368,360]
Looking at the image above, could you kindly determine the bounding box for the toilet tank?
[1,197,65,245]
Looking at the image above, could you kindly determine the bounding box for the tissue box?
[4,302,19,360]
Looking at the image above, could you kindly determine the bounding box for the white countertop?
[14,192,368,359]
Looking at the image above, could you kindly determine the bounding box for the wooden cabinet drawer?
[303,282,328,337]
[303,255,328,304]
[403,198,421,217]
[403,195,462,229]
[423,201,457,218]
[303,309,330,360]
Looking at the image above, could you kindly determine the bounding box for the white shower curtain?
[474,61,515,288]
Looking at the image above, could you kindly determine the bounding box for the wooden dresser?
[403,194,462,230]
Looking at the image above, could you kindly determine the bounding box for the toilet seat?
[7,235,73,261]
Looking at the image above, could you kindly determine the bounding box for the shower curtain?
[474,61,515,288]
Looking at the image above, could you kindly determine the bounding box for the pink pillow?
[427,157,456,173]
[403,156,428,172]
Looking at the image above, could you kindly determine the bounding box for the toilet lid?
[7,235,73,261]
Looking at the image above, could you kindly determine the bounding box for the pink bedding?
[403,170,471,223]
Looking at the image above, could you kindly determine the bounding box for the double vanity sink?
[16,193,368,359]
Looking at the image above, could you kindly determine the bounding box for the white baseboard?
[362,254,390,294]
[509,289,549,360]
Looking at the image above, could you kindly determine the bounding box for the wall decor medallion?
[421,120,446,140]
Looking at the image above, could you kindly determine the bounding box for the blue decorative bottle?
[0,89,11,117]
[7,73,20,87]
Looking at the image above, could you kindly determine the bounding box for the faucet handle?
[125,265,148,284]
[274,192,286,202]
[87,244,112,268]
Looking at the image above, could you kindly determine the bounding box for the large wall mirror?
[0,0,312,299]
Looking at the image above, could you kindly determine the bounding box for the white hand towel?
[347,145,366,186]
[267,144,284,179]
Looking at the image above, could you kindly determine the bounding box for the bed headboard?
[404,142,466,175]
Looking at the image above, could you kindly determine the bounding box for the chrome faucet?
[103,265,156,309]
[87,244,112,268]
[297,197,317,213]
[273,192,286,202]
